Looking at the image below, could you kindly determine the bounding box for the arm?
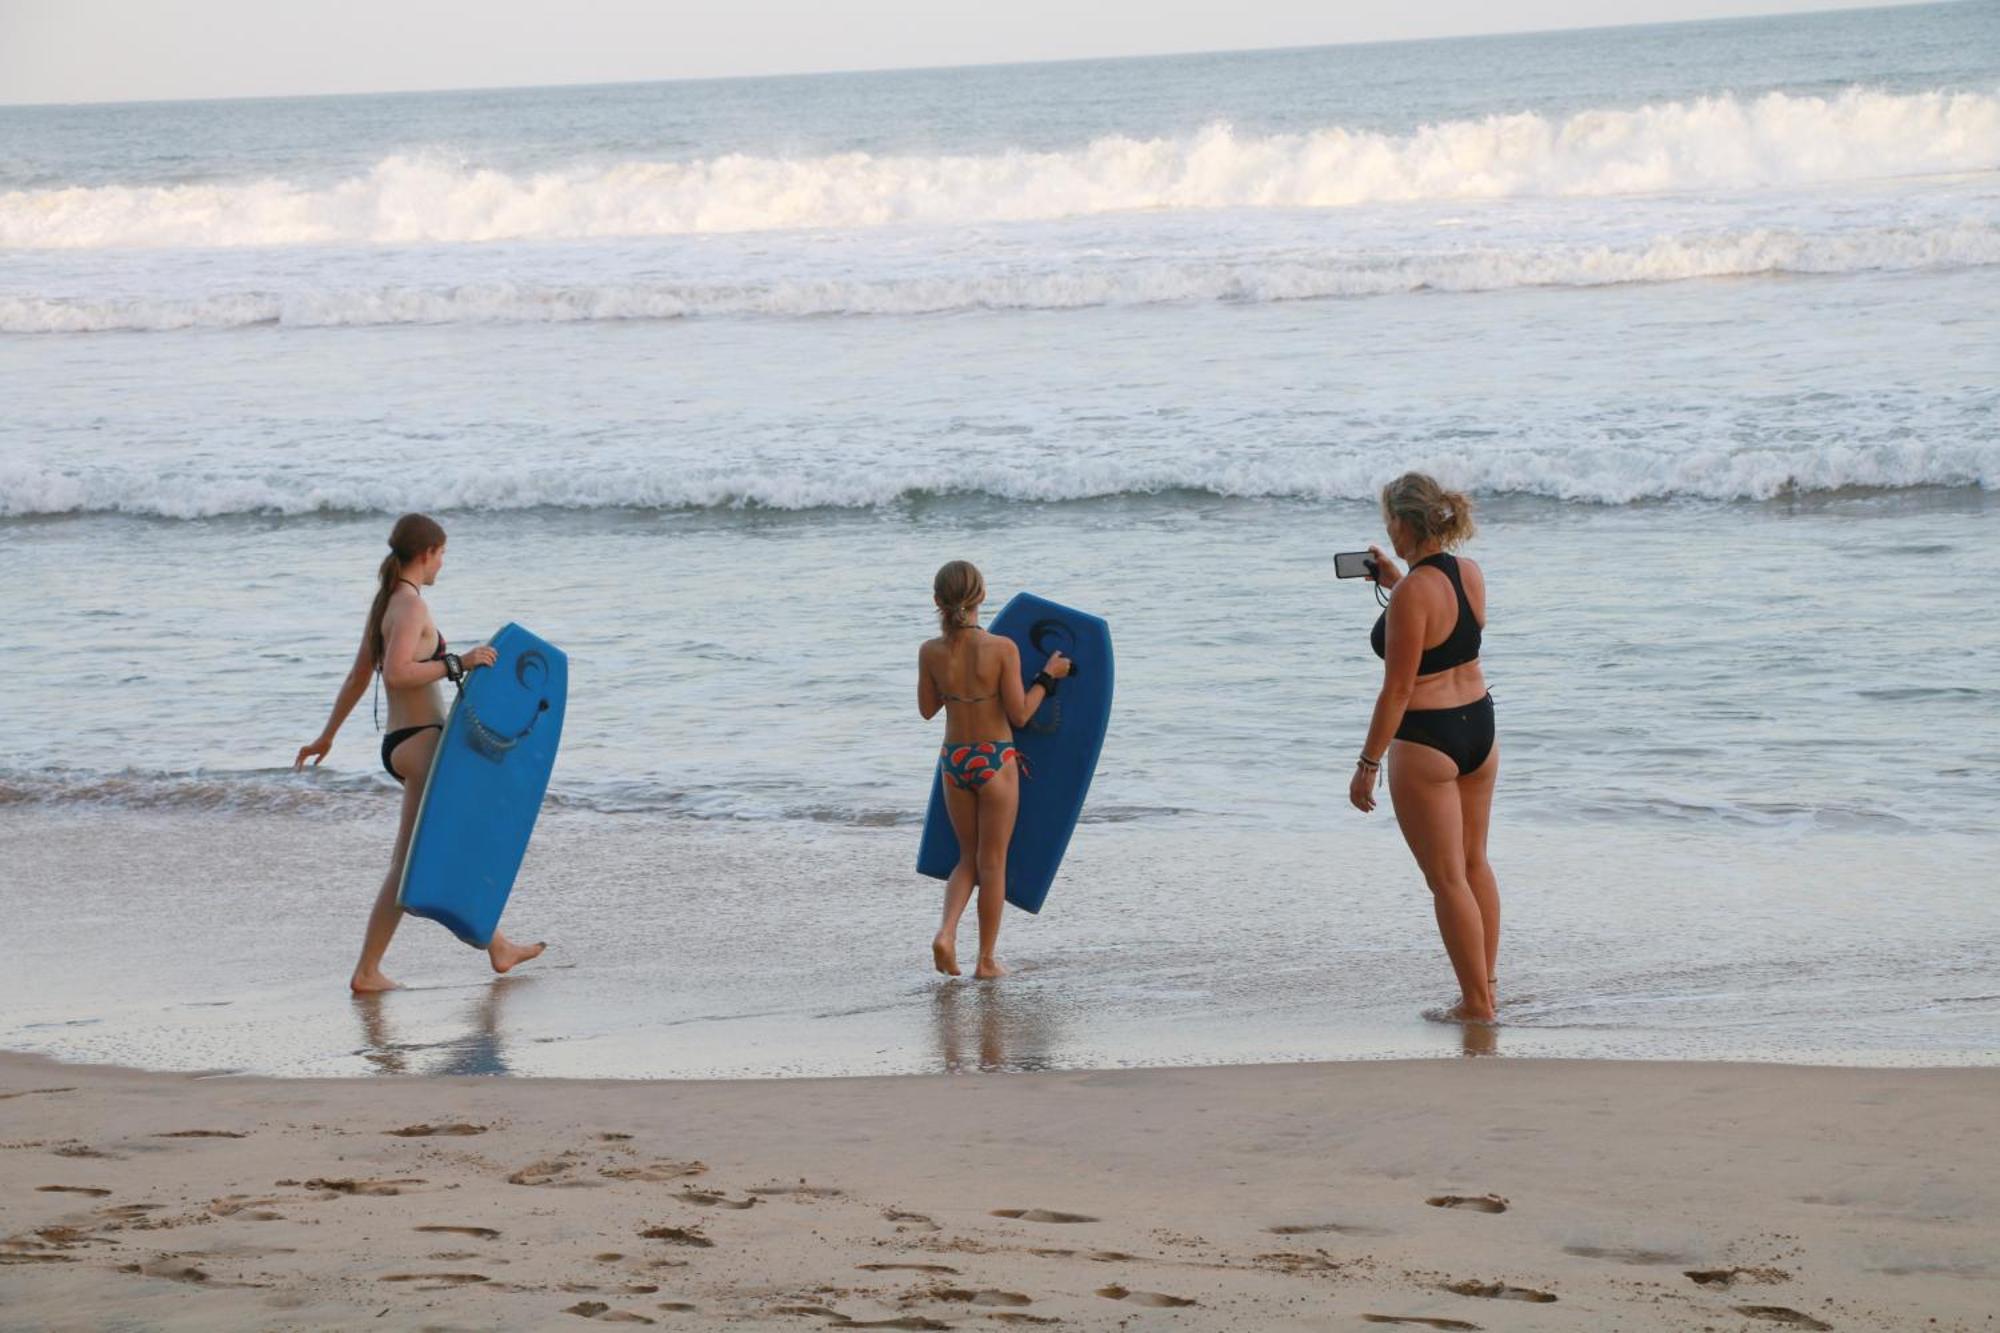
[1350,579,1427,811]
[379,599,452,691]
[917,644,943,720]
[294,626,374,768]
[1001,640,1071,730]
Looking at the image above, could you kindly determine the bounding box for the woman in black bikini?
[1348,474,1499,1023]
[295,513,544,993]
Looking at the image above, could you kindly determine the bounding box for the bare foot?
[350,970,402,994]
[488,936,545,975]
[932,936,961,977]
[973,957,1007,980]
[1425,1001,1496,1024]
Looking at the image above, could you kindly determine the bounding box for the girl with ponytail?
[917,560,1071,979]
[295,513,543,992]
[1348,473,1502,1023]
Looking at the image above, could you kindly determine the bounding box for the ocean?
[2,1,1996,1077]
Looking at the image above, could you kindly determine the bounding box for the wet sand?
[2,1052,1994,1330]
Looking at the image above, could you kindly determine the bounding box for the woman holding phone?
[1348,474,1499,1023]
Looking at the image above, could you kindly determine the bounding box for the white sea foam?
[5,429,1992,519]
[4,223,1995,332]
[4,87,1996,250]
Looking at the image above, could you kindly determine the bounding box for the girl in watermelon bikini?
[918,560,1071,979]
[294,512,545,993]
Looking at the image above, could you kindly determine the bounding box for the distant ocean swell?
[3,87,1995,249]
[5,430,1994,518]
[5,223,1996,331]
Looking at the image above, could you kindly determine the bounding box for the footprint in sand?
[1687,1266,1791,1287]
[1096,1285,1197,1308]
[638,1225,713,1248]
[36,1185,112,1198]
[416,1224,503,1240]
[510,1158,580,1186]
[1268,1221,1389,1237]
[883,1208,940,1232]
[305,1176,424,1196]
[991,1208,1097,1224]
[857,1262,960,1274]
[564,1301,656,1324]
[128,1258,212,1285]
[1563,1244,1687,1266]
[933,1287,1033,1307]
[1256,1252,1344,1273]
[208,1195,286,1220]
[598,1132,634,1142]
[748,1183,844,1199]
[51,1144,118,1159]
[1426,1195,1507,1214]
[155,1130,249,1139]
[1443,1280,1556,1303]
[387,1122,488,1137]
[1360,1318,1479,1331]
[380,1272,490,1290]
[1735,1307,1831,1330]
[676,1189,757,1210]
[656,1302,699,1313]
[601,1160,707,1184]
[0,1254,78,1266]
[988,1317,1061,1327]
[0,1088,76,1101]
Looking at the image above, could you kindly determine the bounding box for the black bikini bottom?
[1395,694,1495,776]
[380,723,443,782]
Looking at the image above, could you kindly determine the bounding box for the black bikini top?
[1371,553,1482,675]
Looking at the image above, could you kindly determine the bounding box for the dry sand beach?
[2,1052,1995,1331]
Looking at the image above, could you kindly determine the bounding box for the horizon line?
[0,0,1945,112]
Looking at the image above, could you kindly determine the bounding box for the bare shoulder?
[1456,554,1487,594]
[919,635,946,662]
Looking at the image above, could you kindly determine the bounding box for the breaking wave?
[4,86,1996,249]
[5,429,1993,518]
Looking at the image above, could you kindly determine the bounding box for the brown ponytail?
[367,512,447,668]
[1380,473,1476,549]
[932,560,985,635]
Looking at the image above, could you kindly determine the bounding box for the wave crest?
[5,87,1997,249]
[5,430,1993,519]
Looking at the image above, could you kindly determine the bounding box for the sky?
[0,0,1938,106]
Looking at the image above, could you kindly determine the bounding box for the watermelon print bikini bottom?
[938,740,1028,791]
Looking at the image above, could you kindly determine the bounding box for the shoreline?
[4,1051,1994,1330]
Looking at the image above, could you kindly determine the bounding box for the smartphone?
[1333,550,1378,580]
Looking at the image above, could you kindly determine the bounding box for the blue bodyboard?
[398,623,567,947]
[917,593,1113,914]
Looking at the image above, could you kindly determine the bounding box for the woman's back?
[924,628,1015,743]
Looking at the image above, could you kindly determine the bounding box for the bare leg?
[933,777,980,976]
[1458,744,1501,991]
[972,761,1022,979]
[1387,740,1493,1021]
[352,728,439,992]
